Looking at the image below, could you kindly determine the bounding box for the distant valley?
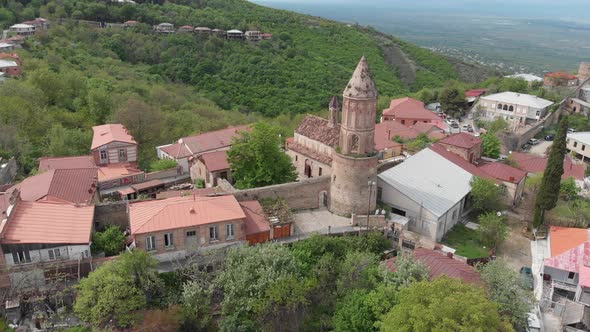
[253,1,590,74]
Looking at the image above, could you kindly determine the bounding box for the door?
[304,160,312,178]
[185,230,198,250]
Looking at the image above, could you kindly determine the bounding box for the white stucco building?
[477,92,554,132]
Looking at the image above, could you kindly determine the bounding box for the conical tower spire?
[343,56,377,99]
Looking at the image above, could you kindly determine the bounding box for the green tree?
[228,122,297,189]
[150,159,178,171]
[381,252,429,289]
[407,133,432,151]
[560,177,580,201]
[488,118,508,134]
[439,86,467,117]
[535,115,569,226]
[477,212,508,250]
[182,280,213,330]
[378,277,508,332]
[481,133,501,158]
[336,251,380,295]
[91,226,126,257]
[479,260,534,330]
[470,177,504,213]
[332,290,375,332]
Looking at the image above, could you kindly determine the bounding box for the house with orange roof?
[0,189,95,288]
[437,132,483,163]
[381,97,445,129]
[542,226,590,309]
[544,71,578,88]
[193,150,232,187]
[91,124,138,167]
[128,195,270,261]
[156,125,249,176]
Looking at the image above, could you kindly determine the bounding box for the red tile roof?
[91,124,137,150]
[382,97,440,121]
[12,169,98,204]
[429,144,491,179]
[545,72,577,80]
[156,187,225,199]
[510,152,586,180]
[38,155,96,172]
[97,164,143,182]
[286,140,333,165]
[375,121,420,141]
[478,162,527,184]
[129,195,246,235]
[295,115,340,147]
[240,200,271,236]
[131,179,164,191]
[181,125,249,156]
[199,151,230,172]
[385,248,481,284]
[159,142,193,159]
[549,226,590,258]
[439,133,482,149]
[465,89,488,97]
[1,201,94,244]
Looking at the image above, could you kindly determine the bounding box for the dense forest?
[0,0,494,174]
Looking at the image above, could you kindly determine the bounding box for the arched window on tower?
[350,135,360,154]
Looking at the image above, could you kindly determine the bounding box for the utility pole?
[367,181,375,233]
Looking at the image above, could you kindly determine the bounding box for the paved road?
[530,140,552,157]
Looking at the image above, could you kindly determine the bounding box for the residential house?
[542,227,590,309]
[437,132,482,163]
[381,97,445,129]
[157,125,248,176]
[8,24,35,36]
[194,27,212,36]
[510,152,586,186]
[211,29,225,37]
[38,155,97,172]
[1,35,26,47]
[505,73,543,84]
[0,190,94,289]
[22,18,49,30]
[9,168,99,205]
[178,25,194,33]
[226,29,244,39]
[544,72,578,88]
[377,148,473,242]
[0,43,15,52]
[154,23,174,34]
[567,132,590,162]
[0,53,22,77]
[91,124,138,166]
[128,195,268,261]
[373,120,444,156]
[261,33,272,40]
[477,92,554,132]
[193,151,232,187]
[240,200,271,245]
[245,31,262,41]
[384,247,481,284]
[465,88,488,105]
[123,20,140,28]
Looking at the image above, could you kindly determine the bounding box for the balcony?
[552,279,578,293]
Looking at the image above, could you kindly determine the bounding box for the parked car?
[451,123,459,129]
[528,138,540,145]
[467,126,474,132]
[544,134,555,141]
[568,128,576,133]
[519,266,534,290]
[521,143,531,151]
[462,124,469,130]
[498,155,507,161]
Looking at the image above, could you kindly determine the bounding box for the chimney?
[509,176,515,182]
[328,96,340,128]
[189,207,196,214]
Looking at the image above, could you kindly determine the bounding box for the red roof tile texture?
[385,248,481,284]
[287,140,333,165]
[550,226,590,258]
[199,151,230,172]
[181,125,249,156]
[2,201,94,244]
[382,97,440,121]
[38,155,97,172]
[240,200,271,236]
[478,162,527,184]
[429,144,491,179]
[129,195,246,235]
[465,89,488,97]
[545,72,577,80]
[159,142,193,159]
[12,169,98,204]
[438,132,482,149]
[295,115,340,147]
[510,152,585,180]
[91,124,137,150]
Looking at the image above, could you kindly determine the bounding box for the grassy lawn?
[442,224,489,259]
[547,199,590,228]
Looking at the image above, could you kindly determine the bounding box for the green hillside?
[0,0,494,173]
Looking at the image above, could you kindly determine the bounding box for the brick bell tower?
[329,56,379,217]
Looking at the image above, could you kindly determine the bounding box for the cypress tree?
[534,115,569,226]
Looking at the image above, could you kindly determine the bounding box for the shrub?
[91,226,126,257]
[150,159,177,171]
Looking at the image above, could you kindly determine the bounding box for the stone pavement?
[290,208,361,238]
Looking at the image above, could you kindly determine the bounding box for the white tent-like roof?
[378,148,473,218]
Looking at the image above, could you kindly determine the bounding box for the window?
[568,272,576,279]
[186,230,196,237]
[99,150,108,161]
[452,210,457,220]
[391,207,406,217]
[536,110,541,116]
[503,105,508,111]
[377,187,383,201]
[295,155,298,162]
[48,248,61,260]
[583,145,586,151]
[318,167,323,176]
[146,236,156,251]
[508,105,514,112]
[12,251,31,264]
[209,226,218,241]
[164,233,174,248]
[118,148,127,162]
[226,224,235,240]
[574,142,578,148]
[497,103,502,109]
[350,135,360,153]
